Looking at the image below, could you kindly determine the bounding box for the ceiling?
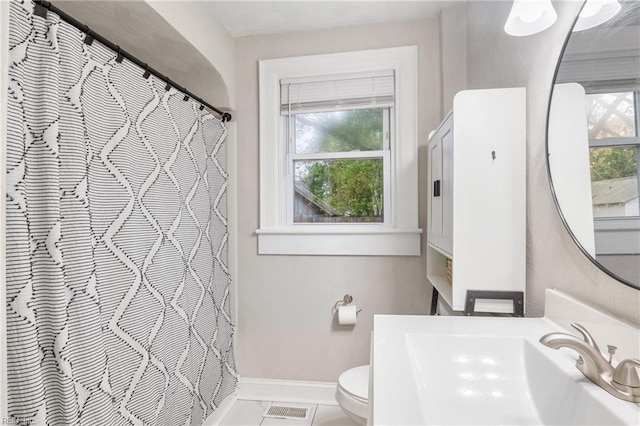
[205,1,458,37]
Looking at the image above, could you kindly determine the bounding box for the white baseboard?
[203,392,238,426]
[237,377,338,406]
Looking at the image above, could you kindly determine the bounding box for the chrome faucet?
[540,323,640,403]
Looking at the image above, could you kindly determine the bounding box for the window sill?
[594,218,640,255]
[255,227,422,256]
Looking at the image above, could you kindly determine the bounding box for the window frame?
[286,107,391,226]
[257,46,421,256]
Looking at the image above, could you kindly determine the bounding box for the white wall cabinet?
[426,88,526,314]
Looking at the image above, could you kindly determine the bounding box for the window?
[283,73,392,224]
[586,91,640,219]
[585,90,640,256]
[257,47,420,255]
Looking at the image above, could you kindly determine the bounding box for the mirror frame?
[545,0,639,290]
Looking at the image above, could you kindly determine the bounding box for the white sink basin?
[373,313,640,425]
[405,334,629,425]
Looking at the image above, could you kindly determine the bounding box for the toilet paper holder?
[333,294,362,314]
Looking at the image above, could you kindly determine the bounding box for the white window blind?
[556,57,640,91]
[555,25,640,90]
[281,71,395,114]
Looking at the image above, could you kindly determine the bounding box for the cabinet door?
[427,114,454,256]
[450,88,526,312]
[441,120,454,255]
[427,136,443,247]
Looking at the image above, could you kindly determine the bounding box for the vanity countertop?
[372,312,640,425]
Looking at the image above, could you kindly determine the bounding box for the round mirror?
[547,0,640,289]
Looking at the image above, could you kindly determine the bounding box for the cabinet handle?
[433,180,441,197]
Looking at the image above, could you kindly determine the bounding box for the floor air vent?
[263,404,310,420]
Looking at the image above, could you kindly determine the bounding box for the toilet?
[336,365,369,425]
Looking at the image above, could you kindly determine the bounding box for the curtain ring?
[83,25,94,46]
[115,46,124,64]
[142,63,151,79]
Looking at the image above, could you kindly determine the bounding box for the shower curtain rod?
[32,0,233,122]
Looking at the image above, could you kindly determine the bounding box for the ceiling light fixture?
[572,0,621,32]
[504,0,558,37]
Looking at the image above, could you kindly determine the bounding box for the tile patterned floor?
[220,399,357,426]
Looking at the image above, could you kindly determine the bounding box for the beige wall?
[56,1,233,108]
[146,1,235,109]
[439,4,467,114]
[234,19,440,381]
[460,0,640,324]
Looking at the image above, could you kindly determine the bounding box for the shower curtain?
[6,0,237,424]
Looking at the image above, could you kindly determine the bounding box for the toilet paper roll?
[338,305,358,325]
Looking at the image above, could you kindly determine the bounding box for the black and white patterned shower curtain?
[6,0,237,424]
